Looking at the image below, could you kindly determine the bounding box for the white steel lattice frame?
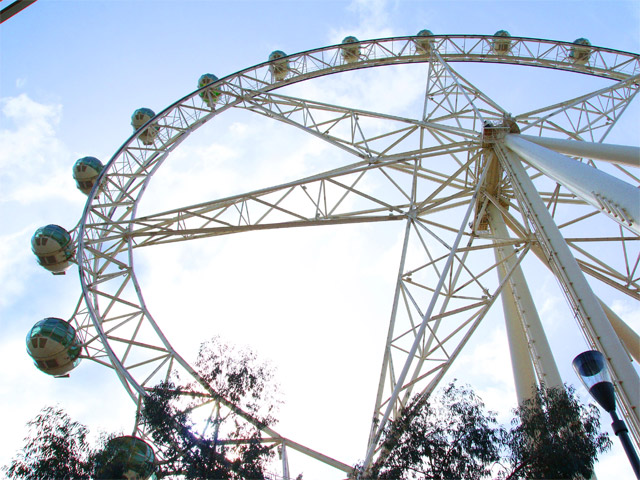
[68,35,640,476]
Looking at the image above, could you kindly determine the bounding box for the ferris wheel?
[27,32,640,478]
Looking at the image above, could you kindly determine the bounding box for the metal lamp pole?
[573,350,640,479]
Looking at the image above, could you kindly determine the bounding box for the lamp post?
[573,350,640,479]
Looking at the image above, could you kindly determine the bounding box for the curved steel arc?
[73,35,640,476]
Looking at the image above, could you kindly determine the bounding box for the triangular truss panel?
[44,35,638,478]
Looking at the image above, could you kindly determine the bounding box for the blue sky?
[1,1,639,478]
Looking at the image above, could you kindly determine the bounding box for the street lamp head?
[572,350,617,413]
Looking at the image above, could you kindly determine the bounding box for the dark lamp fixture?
[572,350,616,412]
[573,349,640,479]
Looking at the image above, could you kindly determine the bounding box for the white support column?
[505,135,640,235]
[494,251,539,404]
[488,203,563,403]
[599,300,640,365]
[496,145,640,446]
[516,135,640,168]
[509,231,640,368]
[281,441,291,480]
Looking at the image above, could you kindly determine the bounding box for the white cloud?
[0,94,61,162]
[0,94,80,206]
[0,228,36,308]
[329,0,395,44]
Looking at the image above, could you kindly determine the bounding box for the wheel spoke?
[236,90,479,159]
[65,35,640,475]
[517,74,640,142]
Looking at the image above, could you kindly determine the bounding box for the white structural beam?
[363,162,489,469]
[491,210,539,404]
[504,135,640,235]
[516,134,640,168]
[488,203,563,404]
[497,145,640,446]
[599,300,640,365]
[522,239,640,366]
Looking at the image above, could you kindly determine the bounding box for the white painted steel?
[493,239,540,404]
[65,34,640,476]
[497,145,640,444]
[363,159,491,470]
[600,301,640,364]
[281,442,291,480]
[488,202,563,401]
[505,135,640,234]
[517,134,640,168]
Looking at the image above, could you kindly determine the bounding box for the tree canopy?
[138,336,282,479]
[4,405,102,480]
[6,346,612,480]
[5,336,282,480]
[369,382,502,480]
[367,382,611,480]
[502,384,611,480]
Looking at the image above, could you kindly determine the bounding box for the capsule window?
[39,337,47,348]
[42,255,57,265]
[45,359,58,368]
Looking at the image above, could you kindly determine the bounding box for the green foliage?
[369,382,502,479]
[369,382,611,480]
[141,336,280,479]
[6,337,281,480]
[501,384,612,480]
[195,336,280,429]
[5,406,96,480]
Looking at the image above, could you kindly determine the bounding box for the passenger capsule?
[72,156,104,195]
[31,224,75,273]
[570,37,592,65]
[415,29,434,54]
[492,30,512,55]
[131,108,159,145]
[269,50,290,81]
[198,73,221,106]
[341,36,360,64]
[26,318,81,376]
[96,436,156,480]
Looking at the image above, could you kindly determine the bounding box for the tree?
[140,336,281,479]
[368,382,611,480]
[501,384,612,480]
[368,382,502,479]
[5,337,282,480]
[5,406,98,480]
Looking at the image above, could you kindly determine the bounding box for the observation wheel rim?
[74,34,639,472]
